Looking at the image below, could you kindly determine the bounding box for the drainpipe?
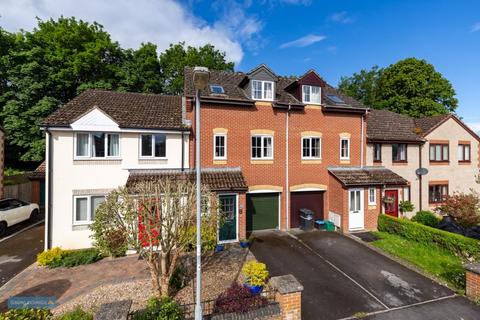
[181,131,185,172]
[45,129,53,250]
[285,104,291,230]
[418,144,423,211]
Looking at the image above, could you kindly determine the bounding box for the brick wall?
[365,187,381,230]
[0,129,4,199]
[186,99,364,233]
[466,264,480,300]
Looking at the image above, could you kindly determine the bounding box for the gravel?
[53,245,249,316]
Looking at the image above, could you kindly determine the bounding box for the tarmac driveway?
[250,230,480,320]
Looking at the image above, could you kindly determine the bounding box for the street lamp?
[193,66,210,320]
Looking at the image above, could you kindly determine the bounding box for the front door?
[384,190,399,217]
[219,195,237,242]
[349,189,364,230]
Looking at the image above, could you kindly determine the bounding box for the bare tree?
[93,178,219,296]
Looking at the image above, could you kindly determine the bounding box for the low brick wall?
[270,274,303,320]
[210,303,281,320]
[466,263,480,300]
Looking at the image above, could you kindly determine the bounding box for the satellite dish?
[416,168,429,176]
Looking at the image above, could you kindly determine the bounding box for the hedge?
[378,214,480,261]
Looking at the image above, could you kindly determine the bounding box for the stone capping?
[269,274,304,295]
[94,299,132,320]
[465,263,480,275]
[209,303,281,320]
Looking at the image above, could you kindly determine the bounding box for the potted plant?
[215,243,225,252]
[399,200,415,216]
[242,261,269,295]
[239,238,250,248]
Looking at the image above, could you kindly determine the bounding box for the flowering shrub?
[438,191,480,227]
[242,261,269,287]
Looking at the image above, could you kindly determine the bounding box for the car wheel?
[0,222,7,237]
[30,209,39,221]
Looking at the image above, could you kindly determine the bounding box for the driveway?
[0,216,44,287]
[250,230,480,320]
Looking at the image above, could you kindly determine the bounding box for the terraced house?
[366,109,480,217]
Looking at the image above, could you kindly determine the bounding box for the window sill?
[251,159,274,165]
[74,157,122,161]
[301,159,322,164]
[213,160,227,165]
[429,161,450,166]
[392,161,408,166]
[340,159,350,164]
[458,161,472,165]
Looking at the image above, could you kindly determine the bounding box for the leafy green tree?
[119,43,163,93]
[338,65,383,108]
[159,42,234,95]
[338,58,458,117]
[1,17,126,161]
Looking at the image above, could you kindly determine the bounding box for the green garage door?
[247,193,279,231]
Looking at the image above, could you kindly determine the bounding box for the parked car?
[0,198,39,236]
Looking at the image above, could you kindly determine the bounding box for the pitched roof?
[328,166,408,187]
[42,90,187,130]
[366,109,425,143]
[126,167,248,192]
[183,66,367,110]
[413,114,451,137]
[29,161,46,180]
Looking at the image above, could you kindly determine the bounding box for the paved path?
[250,230,480,320]
[0,215,45,287]
[0,255,149,311]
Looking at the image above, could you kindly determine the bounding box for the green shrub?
[411,211,441,228]
[399,201,415,214]
[49,249,102,268]
[0,309,51,320]
[56,307,93,320]
[131,297,183,320]
[185,224,217,252]
[37,247,65,266]
[378,214,480,261]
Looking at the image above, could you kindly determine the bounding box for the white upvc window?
[302,85,321,104]
[302,137,321,159]
[340,137,350,160]
[74,132,120,159]
[251,135,273,159]
[403,187,410,202]
[214,134,227,160]
[251,80,274,101]
[73,195,105,225]
[140,134,166,158]
[368,188,376,205]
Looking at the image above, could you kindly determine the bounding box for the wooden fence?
[4,180,32,203]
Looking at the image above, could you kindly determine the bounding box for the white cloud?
[329,11,355,24]
[0,0,252,64]
[280,34,326,49]
[471,22,480,33]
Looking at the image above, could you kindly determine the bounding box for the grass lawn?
[371,231,466,291]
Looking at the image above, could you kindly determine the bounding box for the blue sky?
[188,0,480,127]
[1,0,479,127]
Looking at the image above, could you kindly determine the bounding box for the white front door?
[349,188,364,230]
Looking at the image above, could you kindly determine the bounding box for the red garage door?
[290,191,324,228]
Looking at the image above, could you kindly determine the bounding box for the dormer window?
[302,85,321,104]
[252,80,274,101]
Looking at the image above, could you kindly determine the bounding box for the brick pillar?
[270,274,303,320]
[466,263,480,300]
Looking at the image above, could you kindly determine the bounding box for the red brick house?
[184,65,406,239]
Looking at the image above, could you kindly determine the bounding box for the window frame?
[213,133,227,160]
[340,137,350,160]
[368,187,377,205]
[251,135,274,160]
[428,184,449,204]
[73,195,105,225]
[74,132,120,160]
[301,136,322,160]
[302,85,321,104]
[429,143,449,162]
[458,143,471,163]
[251,80,274,101]
[139,133,167,159]
[392,143,407,162]
[373,143,382,162]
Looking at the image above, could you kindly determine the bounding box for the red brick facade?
[186,99,373,234]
